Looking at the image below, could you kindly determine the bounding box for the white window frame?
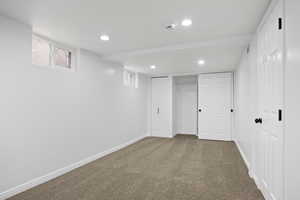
[32,34,77,72]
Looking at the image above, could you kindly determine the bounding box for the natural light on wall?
[32,34,75,70]
[123,69,139,89]
[32,35,51,67]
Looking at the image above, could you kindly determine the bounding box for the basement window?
[53,47,72,69]
[32,34,76,71]
[123,70,139,88]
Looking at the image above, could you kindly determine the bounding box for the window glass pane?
[32,36,50,66]
[54,47,72,68]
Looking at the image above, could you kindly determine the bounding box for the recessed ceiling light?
[150,65,156,69]
[181,19,192,27]
[100,34,110,41]
[198,59,205,65]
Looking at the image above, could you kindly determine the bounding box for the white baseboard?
[234,140,272,200]
[145,132,151,137]
[175,130,196,135]
[0,134,147,200]
[150,130,173,138]
[234,140,250,171]
[151,135,173,138]
[198,134,232,142]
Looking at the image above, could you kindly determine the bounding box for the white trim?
[0,134,147,200]
[198,134,232,142]
[159,135,174,138]
[234,140,268,199]
[234,140,250,171]
[234,141,273,200]
[234,140,274,200]
[150,131,173,138]
[175,130,197,135]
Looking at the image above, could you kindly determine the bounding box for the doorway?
[173,76,198,136]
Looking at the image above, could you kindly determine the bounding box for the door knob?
[254,118,262,124]
[198,109,202,112]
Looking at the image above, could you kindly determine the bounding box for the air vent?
[165,24,177,31]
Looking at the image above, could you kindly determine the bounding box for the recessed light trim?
[150,65,156,69]
[198,59,205,65]
[100,34,110,41]
[181,19,192,27]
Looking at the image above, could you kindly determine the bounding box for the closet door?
[198,73,233,141]
[151,77,172,138]
[256,2,284,199]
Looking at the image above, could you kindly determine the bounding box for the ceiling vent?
[165,24,177,31]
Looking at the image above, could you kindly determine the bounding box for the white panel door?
[256,2,284,200]
[198,73,232,141]
[151,77,172,138]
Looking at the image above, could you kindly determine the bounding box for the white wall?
[234,49,252,166]
[174,77,197,135]
[284,0,300,199]
[234,38,258,174]
[0,15,149,195]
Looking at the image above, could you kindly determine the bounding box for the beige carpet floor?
[8,135,264,200]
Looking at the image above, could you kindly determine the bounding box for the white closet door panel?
[256,2,284,199]
[198,73,232,141]
[151,77,172,137]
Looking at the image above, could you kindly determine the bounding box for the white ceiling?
[0,0,270,75]
[111,35,251,75]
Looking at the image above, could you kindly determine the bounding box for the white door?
[151,77,172,138]
[198,73,232,141]
[256,2,284,199]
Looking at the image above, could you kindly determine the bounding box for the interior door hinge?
[278,18,283,30]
